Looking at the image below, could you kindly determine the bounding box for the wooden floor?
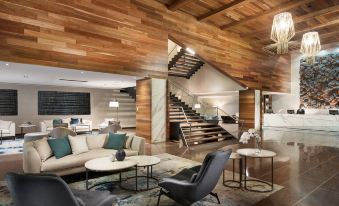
[0,128,338,206]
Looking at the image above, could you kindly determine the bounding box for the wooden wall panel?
[0,0,168,78]
[0,0,290,93]
[239,90,255,129]
[136,79,151,140]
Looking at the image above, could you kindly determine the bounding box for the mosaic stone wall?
[300,52,338,109]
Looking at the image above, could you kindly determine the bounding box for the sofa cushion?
[43,120,53,128]
[0,129,10,135]
[86,134,106,150]
[104,133,127,150]
[0,120,11,130]
[62,118,70,124]
[124,135,133,149]
[47,136,72,159]
[41,149,138,172]
[33,137,53,162]
[53,119,62,126]
[70,118,80,125]
[69,135,89,155]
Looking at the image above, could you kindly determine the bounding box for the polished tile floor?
[0,128,338,206]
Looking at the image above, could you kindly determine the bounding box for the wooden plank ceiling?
[159,0,339,47]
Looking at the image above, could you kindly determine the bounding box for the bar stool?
[223,152,243,188]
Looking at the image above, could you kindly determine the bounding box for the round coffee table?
[121,155,161,191]
[237,148,276,192]
[85,157,137,190]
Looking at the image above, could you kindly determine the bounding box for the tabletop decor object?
[239,128,262,154]
[115,148,126,161]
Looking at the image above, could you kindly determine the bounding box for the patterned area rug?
[0,153,283,206]
[0,139,23,155]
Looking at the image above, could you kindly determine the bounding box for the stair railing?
[178,106,191,148]
[169,80,245,132]
[214,107,245,132]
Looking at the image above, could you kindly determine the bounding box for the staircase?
[169,93,234,145]
[105,90,136,128]
[168,48,204,79]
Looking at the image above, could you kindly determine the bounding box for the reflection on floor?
[0,128,338,206]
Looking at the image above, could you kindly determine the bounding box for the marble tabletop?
[237,148,276,158]
[85,157,137,172]
[128,155,161,167]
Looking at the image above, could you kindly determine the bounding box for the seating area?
[0,0,338,206]
[40,118,93,133]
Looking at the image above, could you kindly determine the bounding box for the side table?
[237,148,276,192]
[121,155,161,191]
[18,124,36,139]
[223,152,243,188]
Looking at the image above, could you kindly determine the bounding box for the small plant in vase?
[239,128,262,154]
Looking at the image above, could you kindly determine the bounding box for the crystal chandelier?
[300,32,321,64]
[270,12,295,54]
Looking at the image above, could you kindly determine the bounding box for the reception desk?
[264,114,339,132]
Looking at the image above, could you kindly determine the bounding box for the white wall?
[169,63,245,116]
[170,64,244,95]
[271,47,339,114]
[0,83,136,133]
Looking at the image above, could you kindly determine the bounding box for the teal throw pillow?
[53,118,62,127]
[104,132,127,150]
[47,136,72,159]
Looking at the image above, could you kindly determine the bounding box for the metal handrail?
[175,106,191,148]
[215,107,245,132]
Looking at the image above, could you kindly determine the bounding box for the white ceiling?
[0,61,141,89]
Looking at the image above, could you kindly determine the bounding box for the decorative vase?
[115,149,126,161]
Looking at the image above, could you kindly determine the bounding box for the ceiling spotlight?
[186,48,195,55]
[5,63,9,66]
[80,71,84,74]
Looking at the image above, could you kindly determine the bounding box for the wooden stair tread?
[184,131,228,137]
[182,127,222,132]
[186,136,225,143]
[180,122,218,127]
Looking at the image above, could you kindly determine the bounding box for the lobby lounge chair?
[157,149,232,205]
[0,120,15,143]
[99,124,121,134]
[6,172,117,206]
[48,127,77,138]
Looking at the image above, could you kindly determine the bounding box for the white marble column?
[151,78,167,143]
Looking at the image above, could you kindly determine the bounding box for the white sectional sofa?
[0,120,16,138]
[40,118,92,133]
[23,133,145,176]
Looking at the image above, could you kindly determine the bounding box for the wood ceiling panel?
[156,0,338,46]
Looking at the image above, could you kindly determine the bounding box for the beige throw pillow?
[86,134,107,149]
[68,135,89,155]
[124,136,134,149]
[33,137,53,162]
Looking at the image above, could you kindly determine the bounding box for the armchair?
[48,127,77,138]
[98,118,118,129]
[157,149,232,205]
[6,172,117,206]
[0,120,15,143]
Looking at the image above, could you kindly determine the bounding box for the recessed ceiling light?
[5,63,9,66]
[80,72,84,74]
[186,48,195,55]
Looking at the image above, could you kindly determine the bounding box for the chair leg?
[157,188,163,206]
[210,192,220,204]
